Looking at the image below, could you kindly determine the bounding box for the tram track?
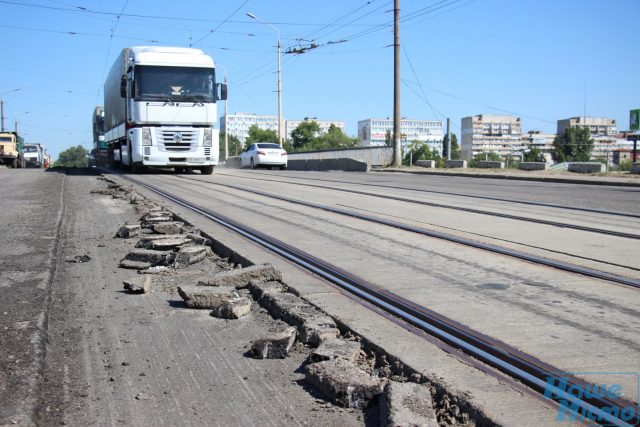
[119,173,639,427]
[172,174,640,289]
[233,170,640,219]
[210,172,640,240]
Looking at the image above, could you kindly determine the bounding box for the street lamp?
[246,12,283,146]
[14,111,30,133]
[216,64,230,161]
[1,88,21,132]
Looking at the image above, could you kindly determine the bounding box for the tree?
[469,151,500,167]
[403,140,441,165]
[244,125,278,147]
[552,127,593,162]
[290,121,320,150]
[288,122,359,151]
[384,129,392,146]
[55,145,88,167]
[523,146,545,162]
[314,124,359,150]
[441,133,460,159]
[219,133,243,159]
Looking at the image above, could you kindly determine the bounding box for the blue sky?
[1,0,638,159]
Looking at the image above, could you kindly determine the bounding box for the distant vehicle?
[92,106,108,167]
[23,144,44,168]
[0,131,25,168]
[104,46,227,174]
[239,143,287,170]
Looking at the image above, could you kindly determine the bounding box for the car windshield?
[134,66,215,103]
[257,143,281,149]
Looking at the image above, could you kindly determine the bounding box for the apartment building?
[461,114,523,160]
[219,112,278,144]
[521,130,556,162]
[556,117,623,162]
[357,118,444,152]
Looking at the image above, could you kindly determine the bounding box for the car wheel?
[250,158,255,169]
[280,165,287,170]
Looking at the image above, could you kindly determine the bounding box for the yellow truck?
[0,132,26,168]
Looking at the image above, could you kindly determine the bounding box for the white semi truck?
[104,46,226,174]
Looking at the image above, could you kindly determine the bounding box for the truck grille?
[156,129,199,152]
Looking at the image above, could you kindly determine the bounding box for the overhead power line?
[0,0,386,27]
[190,0,250,46]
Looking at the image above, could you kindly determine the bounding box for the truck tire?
[10,158,17,169]
[200,165,214,175]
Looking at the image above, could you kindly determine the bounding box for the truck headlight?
[203,128,212,147]
[142,128,152,146]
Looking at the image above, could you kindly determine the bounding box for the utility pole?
[246,12,283,147]
[1,98,4,132]
[392,0,401,167]
[446,118,452,160]
[224,74,228,161]
[277,36,283,146]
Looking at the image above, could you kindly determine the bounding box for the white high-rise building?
[461,114,524,160]
[357,118,444,152]
[220,112,278,144]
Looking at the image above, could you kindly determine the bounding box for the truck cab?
[23,144,44,168]
[0,132,25,168]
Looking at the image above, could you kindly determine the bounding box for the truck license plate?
[187,157,205,162]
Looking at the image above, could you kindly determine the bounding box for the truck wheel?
[11,158,17,169]
[201,165,214,175]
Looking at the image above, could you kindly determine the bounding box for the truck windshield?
[24,146,39,152]
[134,66,215,103]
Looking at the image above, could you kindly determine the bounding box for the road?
[125,168,640,424]
[2,167,639,426]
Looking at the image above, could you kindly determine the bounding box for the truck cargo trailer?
[104,46,227,174]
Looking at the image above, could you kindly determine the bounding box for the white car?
[239,142,287,170]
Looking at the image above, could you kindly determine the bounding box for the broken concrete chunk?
[152,221,185,235]
[119,259,152,270]
[250,326,297,359]
[248,281,286,300]
[185,233,211,246]
[210,297,252,319]
[386,382,439,427]
[257,291,339,345]
[173,245,208,268]
[305,359,383,408]
[135,234,185,248]
[149,237,192,251]
[177,285,238,309]
[299,315,340,346]
[116,224,141,238]
[129,194,146,205]
[197,264,281,288]
[123,276,151,294]
[124,248,174,266]
[310,339,361,364]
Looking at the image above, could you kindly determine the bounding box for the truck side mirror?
[217,83,228,101]
[120,75,127,98]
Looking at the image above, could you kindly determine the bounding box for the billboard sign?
[631,109,640,131]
